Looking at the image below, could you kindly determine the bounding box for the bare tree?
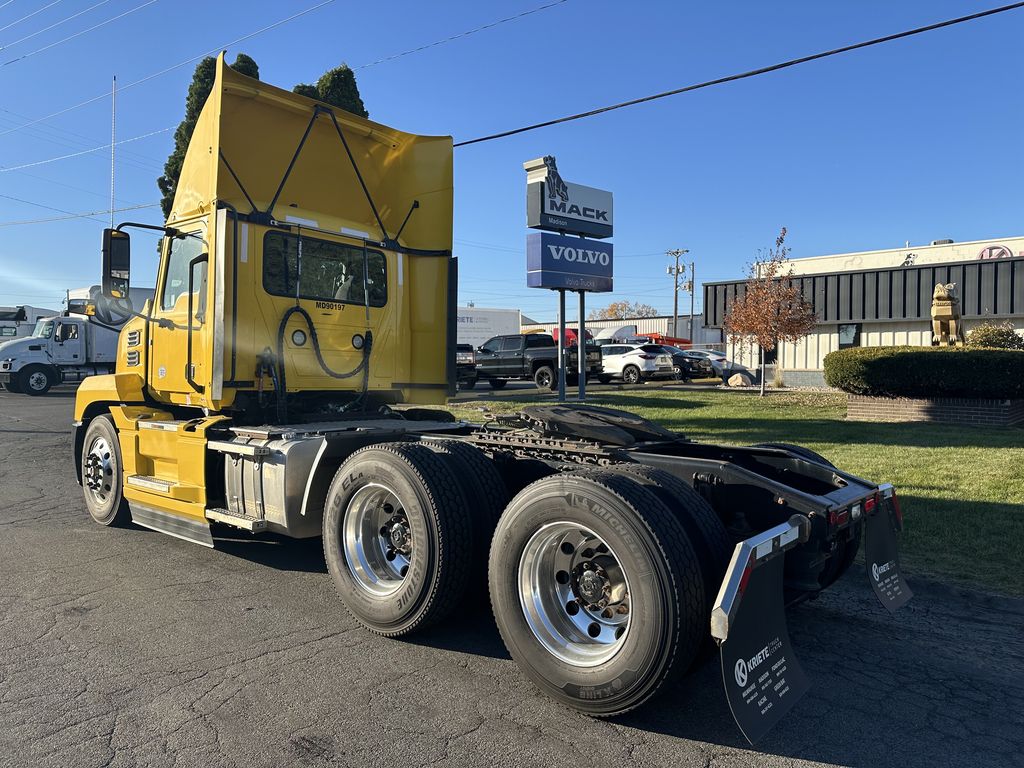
[588,301,659,320]
[723,227,817,395]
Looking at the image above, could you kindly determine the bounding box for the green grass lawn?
[446,389,1024,596]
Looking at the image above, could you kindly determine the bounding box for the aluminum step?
[206,507,268,532]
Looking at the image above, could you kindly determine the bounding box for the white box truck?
[0,286,153,395]
[0,304,59,341]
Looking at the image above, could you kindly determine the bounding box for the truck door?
[149,228,209,403]
[475,336,501,379]
[498,336,524,376]
[53,320,84,364]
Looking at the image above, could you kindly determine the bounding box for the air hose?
[274,305,373,423]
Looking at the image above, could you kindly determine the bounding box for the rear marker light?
[828,508,849,527]
[891,491,904,530]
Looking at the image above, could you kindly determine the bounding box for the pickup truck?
[475,333,603,389]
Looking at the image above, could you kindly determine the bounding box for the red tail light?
[865,495,877,514]
[639,354,657,360]
[828,508,849,527]
[891,490,903,530]
[738,561,753,595]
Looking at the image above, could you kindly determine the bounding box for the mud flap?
[864,483,913,612]
[710,516,811,745]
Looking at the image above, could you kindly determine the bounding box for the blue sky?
[0,0,1021,321]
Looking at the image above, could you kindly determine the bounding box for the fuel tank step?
[206,507,268,532]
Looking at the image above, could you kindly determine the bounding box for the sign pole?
[557,289,566,401]
[577,290,586,401]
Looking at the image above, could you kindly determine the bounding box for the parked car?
[598,343,675,384]
[475,333,603,389]
[654,345,708,380]
[659,345,715,378]
[456,344,477,389]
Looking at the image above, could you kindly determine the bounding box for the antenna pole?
[110,75,116,227]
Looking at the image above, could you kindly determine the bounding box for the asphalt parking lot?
[1,390,1022,768]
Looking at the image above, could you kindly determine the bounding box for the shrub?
[823,346,1024,399]
[966,321,1024,350]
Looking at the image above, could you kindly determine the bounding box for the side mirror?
[102,228,131,299]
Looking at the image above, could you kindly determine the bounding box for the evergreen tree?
[292,83,319,100]
[157,54,259,218]
[306,64,368,118]
[317,64,368,118]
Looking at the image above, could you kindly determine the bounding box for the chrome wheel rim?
[83,436,115,506]
[343,483,413,596]
[518,522,631,667]
[537,369,552,388]
[624,368,638,383]
[27,371,47,391]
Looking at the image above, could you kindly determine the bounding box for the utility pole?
[666,249,688,338]
[688,260,696,343]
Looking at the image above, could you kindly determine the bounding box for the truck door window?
[499,337,522,352]
[57,323,79,342]
[263,232,386,307]
[479,338,498,353]
[161,233,206,311]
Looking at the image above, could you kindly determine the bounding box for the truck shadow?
[212,530,329,574]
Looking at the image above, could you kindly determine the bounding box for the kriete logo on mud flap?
[872,561,894,582]
[734,645,772,687]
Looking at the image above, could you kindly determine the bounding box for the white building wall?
[778,236,1024,276]
[731,315,1024,373]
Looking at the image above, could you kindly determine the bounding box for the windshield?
[31,320,53,339]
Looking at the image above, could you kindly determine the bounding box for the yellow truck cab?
[70,54,912,739]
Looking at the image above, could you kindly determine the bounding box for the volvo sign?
[527,232,613,292]
[525,156,613,239]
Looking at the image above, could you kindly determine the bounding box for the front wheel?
[2,378,22,393]
[533,365,555,390]
[489,470,705,715]
[459,378,477,390]
[19,364,54,395]
[488,378,507,390]
[81,415,130,526]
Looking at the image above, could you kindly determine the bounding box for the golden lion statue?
[931,283,965,346]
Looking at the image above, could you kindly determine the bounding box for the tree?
[589,301,659,320]
[294,64,368,118]
[966,321,1024,350]
[157,54,259,219]
[723,227,817,395]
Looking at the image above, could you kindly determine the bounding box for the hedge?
[823,346,1024,399]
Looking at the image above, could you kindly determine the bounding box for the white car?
[599,344,675,384]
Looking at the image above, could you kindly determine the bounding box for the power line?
[356,0,570,69]
[454,1,1024,147]
[0,106,164,172]
[0,0,63,35]
[0,0,112,51]
[3,0,154,66]
[0,0,337,138]
[0,202,159,228]
[0,126,170,172]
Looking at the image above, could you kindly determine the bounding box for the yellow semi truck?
[73,56,910,743]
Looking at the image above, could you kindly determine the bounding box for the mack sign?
[524,156,613,239]
[527,232,613,292]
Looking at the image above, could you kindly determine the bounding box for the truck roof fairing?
[170,54,453,253]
